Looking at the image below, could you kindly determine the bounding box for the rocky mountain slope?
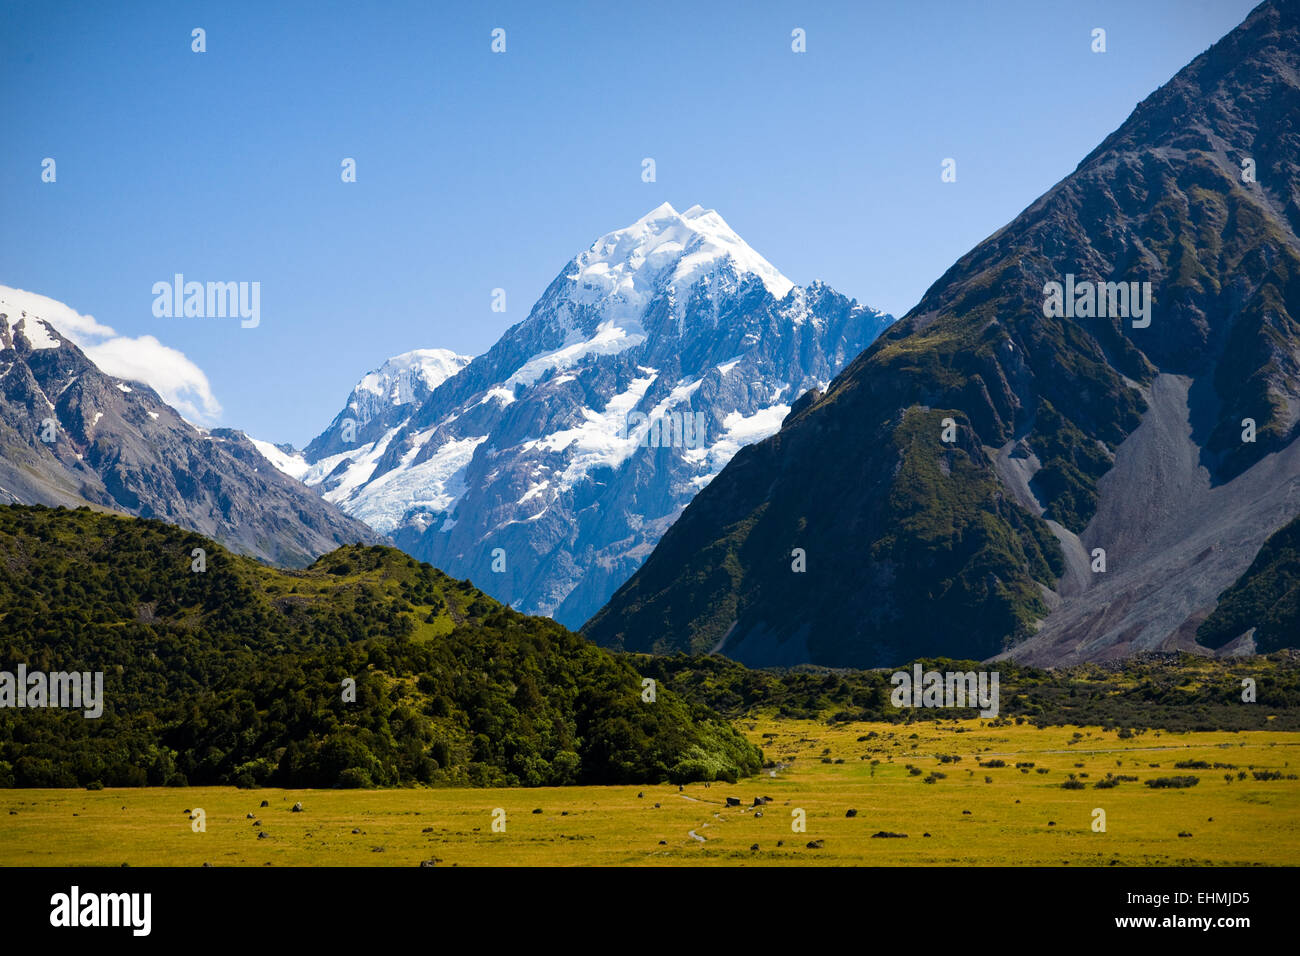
[585,0,1300,667]
[0,298,378,567]
[285,203,892,626]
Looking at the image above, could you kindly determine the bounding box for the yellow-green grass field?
[3,719,1297,866]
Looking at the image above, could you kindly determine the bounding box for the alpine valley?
[272,203,892,628]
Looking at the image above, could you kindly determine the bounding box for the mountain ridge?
[584,0,1300,667]
[0,296,379,567]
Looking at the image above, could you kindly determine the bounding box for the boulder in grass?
[291,802,304,813]
[845,809,858,818]
[871,831,907,839]
[725,797,741,807]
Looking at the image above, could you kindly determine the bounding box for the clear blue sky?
[1,0,1259,446]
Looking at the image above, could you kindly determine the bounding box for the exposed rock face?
[0,305,378,567]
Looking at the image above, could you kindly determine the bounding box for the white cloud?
[0,284,221,423]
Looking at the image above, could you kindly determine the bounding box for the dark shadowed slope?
[585,0,1300,667]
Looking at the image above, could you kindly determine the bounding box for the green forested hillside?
[635,651,1300,731]
[0,505,761,788]
[1200,513,1300,653]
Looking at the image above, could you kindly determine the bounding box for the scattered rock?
[725,797,741,807]
[654,803,661,808]
[260,800,269,808]
[291,802,303,813]
[750,843,760,851]
[845,809,858,818]
[871,831,908,839]
[1178,831,1193,838]
[532,808,543,814]
[352,828,362,834]
[257,831,268,840]
[806,839,824,849]
[421,827,434,833]
[658,840,667,845]
[637,792,644,798]
[246,813,255,819]
[962,810,972,815]
[419,859,438,867]
[1048,821,1056,827]
[923,833,931,838]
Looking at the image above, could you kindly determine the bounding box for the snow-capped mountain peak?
[345,348,472,427]
[354,348,470,409]
[567,203,795,324]
[283,205,893,628]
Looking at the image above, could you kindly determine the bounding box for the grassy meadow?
[3,718,1297,866]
